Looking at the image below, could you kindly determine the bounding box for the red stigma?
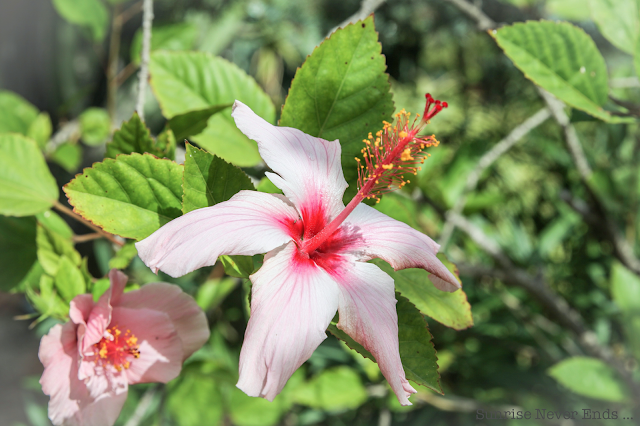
[423,93,448,121]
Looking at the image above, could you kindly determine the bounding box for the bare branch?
[442,0,496,31]
[44,120,80,157]
[449,212,640,400]
[136,0,154,121]
[327,0,388,35]
[439,107,550,247]
[124,385,159,426]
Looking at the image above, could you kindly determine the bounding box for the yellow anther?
[382,164,394,170]
[399,131,408,139]
[400,148,414,162]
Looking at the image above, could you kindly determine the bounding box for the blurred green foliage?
[1,0,640,425]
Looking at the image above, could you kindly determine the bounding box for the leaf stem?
[53,201,124,247]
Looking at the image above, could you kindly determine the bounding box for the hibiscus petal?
[231,101,348,220]
[39,323,128,426]
[117,282,209,360]
[136,190,299,278]
[334,260,416,405]
[344,204,461,292]
[110,307,184,384]
[237,242,340,401]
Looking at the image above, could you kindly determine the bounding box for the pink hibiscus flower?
[38,269,210,426]
[136,96,460,405]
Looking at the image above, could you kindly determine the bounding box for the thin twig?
[53,201,124,247]
[327,0,388,35]
[72,233,104,244]
[116,62,139,87]
[442,0,496,30]
[124,385,159,426]
[44,120,80,157]
[136,0,154,121]
[439,107,551,248]
[448,212,640,401]
[107,4,124,122]
[119,0,144,25]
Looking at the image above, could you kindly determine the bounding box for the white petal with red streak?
[237,242,340,400]
[344,204,461,292]
[334,260,416,405]
[136,190,299,278]
[231,101,348,219]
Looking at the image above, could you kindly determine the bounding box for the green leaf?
[92,278,110,301]
[256,177,283,194]
[0,90,39,135]
[149,51,275,167]
[329,292,442,393]
[27,275,69,320]
[105,112,173,159]
[63,153,183,240]
[0,134,59,216]
[36,210,73,239]
[292,366,368,411]
[27,113,53,149]
[166,372,224,426]
[0,216,37,291]
[396,294,441,393]
[589,0,639,54]
[219,255,256,278]
[36,224,81,276]
[182,142,254,213]
[54,256,87,302]
[279,16,394,190]
[168,105,231,142]
[52,0,108,42]
[491,21,615,122]
[131,23,198,66]
[373,258,473,330]
[227,385,285,426]
[108,241,138,270]
[80,108,111,146]
[156,126,177,161]
[50,142,82,172]
[548,356,629,402]
[195,277,237,311]
[610,261,640,360]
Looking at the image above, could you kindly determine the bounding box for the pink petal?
[117,282,210,360]
[334,260,416,405]
[344,204,461,292]
[110,307,184,384]
[237,242,340,401]
[136,190,299,278]
[39,323,128,426]
[231,101,348,221]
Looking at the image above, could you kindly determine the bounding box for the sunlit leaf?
[130,23,199,66]
[589,0,639,54]
[52,0,108,42]
[292,366,368,411]
[106,112,174,159]
[491,21,619,122]
[279,16,394,196]
[80,108,111,146]
[64,153,183,240]
[50,142,82,172]
[149,51,274,166]
[0,134,59,216]
[548,357,629,402]
[0,90,39,135]
[373,258,473,330]
[166,370,224,426]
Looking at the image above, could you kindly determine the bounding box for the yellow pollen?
[399,131,408,139]
[400,148,414,162]
[382,164,394,170]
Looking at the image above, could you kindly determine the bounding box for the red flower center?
[93,326,140,372]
